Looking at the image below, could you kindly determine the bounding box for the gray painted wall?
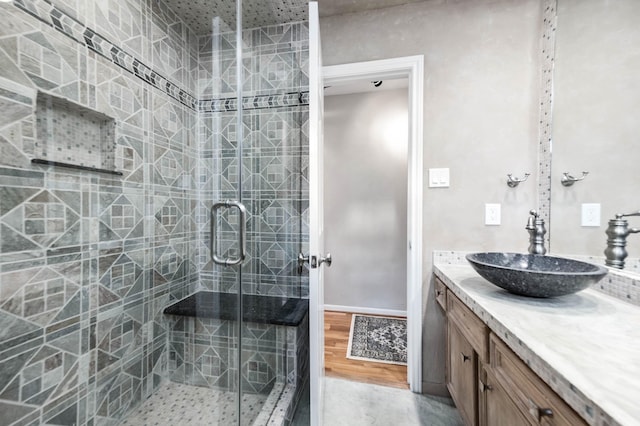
[324,88,408,312]
[320,0,542,395]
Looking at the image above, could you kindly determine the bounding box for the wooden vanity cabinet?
[442,283,587,426]
[446,289,489,426]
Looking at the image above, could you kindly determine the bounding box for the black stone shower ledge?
[163,291,309,327]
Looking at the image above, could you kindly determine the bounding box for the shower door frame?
[319,55,424,393]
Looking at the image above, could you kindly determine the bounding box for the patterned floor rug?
[347,314,407,365]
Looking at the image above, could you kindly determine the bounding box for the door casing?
[320,55,425,393]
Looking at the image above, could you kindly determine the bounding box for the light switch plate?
[485,203,501,225]
[581,203,601,227]
[429,168,450,188]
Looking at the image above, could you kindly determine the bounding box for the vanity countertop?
[434,263,640,426]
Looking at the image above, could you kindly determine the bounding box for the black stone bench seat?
[163,291,309,327]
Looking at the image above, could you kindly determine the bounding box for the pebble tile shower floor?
[119,382,273,426]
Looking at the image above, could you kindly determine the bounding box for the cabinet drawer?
[447,291,489,363]
[435,277,447,309]
[489,334,587,426]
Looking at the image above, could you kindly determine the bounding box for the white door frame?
[322,55,424,393]
[308,3,324,426]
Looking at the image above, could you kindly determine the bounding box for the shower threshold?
[119,381,287,426]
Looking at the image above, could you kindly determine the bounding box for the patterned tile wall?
[0,0,200,424]
[166,314,308,395]
[196,21,310,300]
[0,0,310,425]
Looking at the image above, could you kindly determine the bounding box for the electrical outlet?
[485,203,501,225]
[581,203,601,227]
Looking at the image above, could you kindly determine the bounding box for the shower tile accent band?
[12,0,310,113]
[199,91,310,113]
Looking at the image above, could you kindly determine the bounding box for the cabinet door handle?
[479,380,493,393]
[539,408,553,418]
[460,352,470,363]
[528,401,554,420]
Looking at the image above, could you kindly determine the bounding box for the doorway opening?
[321,56,424,393]
[323,77,410,389]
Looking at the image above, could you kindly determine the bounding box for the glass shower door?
[236,1,310,424]
[206,1,310,424]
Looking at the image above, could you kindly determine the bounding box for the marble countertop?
[434,264,640,426]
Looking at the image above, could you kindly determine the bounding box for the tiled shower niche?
[35,92,117,171]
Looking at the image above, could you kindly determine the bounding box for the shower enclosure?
[0,0,311,424]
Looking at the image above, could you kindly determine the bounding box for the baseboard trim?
[323,304,407,318]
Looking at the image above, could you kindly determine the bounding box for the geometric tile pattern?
[198,19,310,301]
[1,2,309,426]
[17,0,310,113]
[1,188,81,250]
[166,313,308,416]
[14,0,198,108]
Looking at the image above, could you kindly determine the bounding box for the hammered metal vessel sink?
[466,253,608,298]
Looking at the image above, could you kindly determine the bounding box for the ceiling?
[162,0,307,34]
[163,0,428,35]
[318,0,430,18]
[324,78,408,97]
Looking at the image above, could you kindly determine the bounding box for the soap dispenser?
[526,209,546,255]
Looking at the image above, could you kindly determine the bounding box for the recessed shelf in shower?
[34,91,118,173]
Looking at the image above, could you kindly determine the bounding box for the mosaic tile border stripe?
[199,91,309,113]
[537,0,557,245]
[13,0,309,113]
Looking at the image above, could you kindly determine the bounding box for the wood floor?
[324,311,408,389]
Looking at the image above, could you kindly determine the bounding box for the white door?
[308,2,326,425]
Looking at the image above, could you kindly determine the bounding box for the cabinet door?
[482,367,530,426]
[448,319,478,426]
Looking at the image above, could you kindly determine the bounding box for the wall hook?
[561,171,589,186]
[506,173,530,188]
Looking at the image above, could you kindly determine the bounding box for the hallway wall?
[324,88,408,312]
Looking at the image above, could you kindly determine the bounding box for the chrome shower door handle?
[310,253,332,268]
[210,200,247,266]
